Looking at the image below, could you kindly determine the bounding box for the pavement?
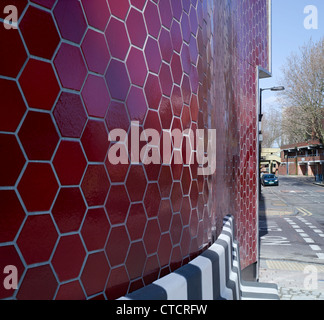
[258,176,324,300]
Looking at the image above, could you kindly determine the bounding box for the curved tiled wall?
[0,0,270,300]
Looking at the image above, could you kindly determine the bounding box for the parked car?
[261,174,279,186]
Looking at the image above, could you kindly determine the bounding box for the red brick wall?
[0,0,270,299]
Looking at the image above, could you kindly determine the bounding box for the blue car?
[261,174,279,186]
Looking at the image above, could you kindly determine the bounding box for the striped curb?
[119,216,279,300]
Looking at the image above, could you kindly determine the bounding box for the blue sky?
[260,0,324,111]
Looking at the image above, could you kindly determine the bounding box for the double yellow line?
[296,207,313,216]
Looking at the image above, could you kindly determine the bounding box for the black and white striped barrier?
[119,216,279,300]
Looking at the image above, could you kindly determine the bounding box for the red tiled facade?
[0,0,271,299]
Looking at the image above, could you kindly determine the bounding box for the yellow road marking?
[296,207,313,217]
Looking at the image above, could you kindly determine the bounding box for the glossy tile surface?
[0,0,270,300]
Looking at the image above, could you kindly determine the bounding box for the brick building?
[279,140,324,179]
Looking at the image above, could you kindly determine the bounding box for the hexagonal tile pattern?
[19,59,60,111]
[82,75,110,118]
[53,140,87,186]
[20,6,60,59]
[81,29,110,75]
[18,111,59,161]
[0,134,25,186]
[17,214,58,264]
[0,79,26,132]
[54,43,87,91]
[0,0,271,299]
[52,187,86,233]
[81,208,111,251]
[54,0,87,44]
[53,92,87,138]
[52,234,86,282]
[18,162,59,212]
[0,26,27,78]
[0,190,25,243]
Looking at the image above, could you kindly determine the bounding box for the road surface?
[258,176,324,299]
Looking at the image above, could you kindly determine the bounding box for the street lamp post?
[258,86,285,195]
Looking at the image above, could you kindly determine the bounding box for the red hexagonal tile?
[82,75,110,119]
[0,26,27,78]
[170,0,182,21]
[181,12,190,44]
[52,234,86,282]
[144,1,161,39]
[126,47,147,87]
[170,245,182,272]
[81,165,110,207]
[158,165,172,198]
[170,213,182,245]
[159,62,173,97]
[81,208,111,251]
[181,43,191,75]
[105,225,130,267]
[30,0,56,8]
[126,8,147,49]
[19,59,60,111]
[170,20,182,54]
[81,0,110,31]
[159,28,173,63]
[53,141,87,186]
[54,0,87,44]
[171,182,183,213]
[171,53,183,86]
[0,190,25,243]
[82,29,110,75]
[18,111,59,161]
[81,251,110,297]
[105,17,130,61]
[189,207,198,237]
[81,120,109,163]
[17,214,58,264]
[0,79,26,132]
[55,281,86,300]
[158,0,172,29]
[190,179,199,208]
[144,183,161,218]
[53,92,87,139]
[105,185,130,225]
[181,166,191,196]
[126,86,148,124]
[158,199,172,232]
[158,233,172,267]
[17,265,58,300]
[54,43,87,91]
[126,203,147,241]
[190,94,198,122]
[18,163,59,212]
[105,101,130,133]
[143,254,160,285]
[180,226,191,257]
[20,6,60,59]
[144,37,162,74]
[52,187,86,233]
[0,245,25,299]
[105,59,130,101]
[105,266,129,300]
[126,165,147,202]
[143,219,160,255]
[0,134,25,186]
[126,241,147,279]
[144,74,162,110]
[108,0,130,19]
[159,97,173,130]
[171,85,183,117]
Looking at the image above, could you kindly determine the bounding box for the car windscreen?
[264,175,275,179]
